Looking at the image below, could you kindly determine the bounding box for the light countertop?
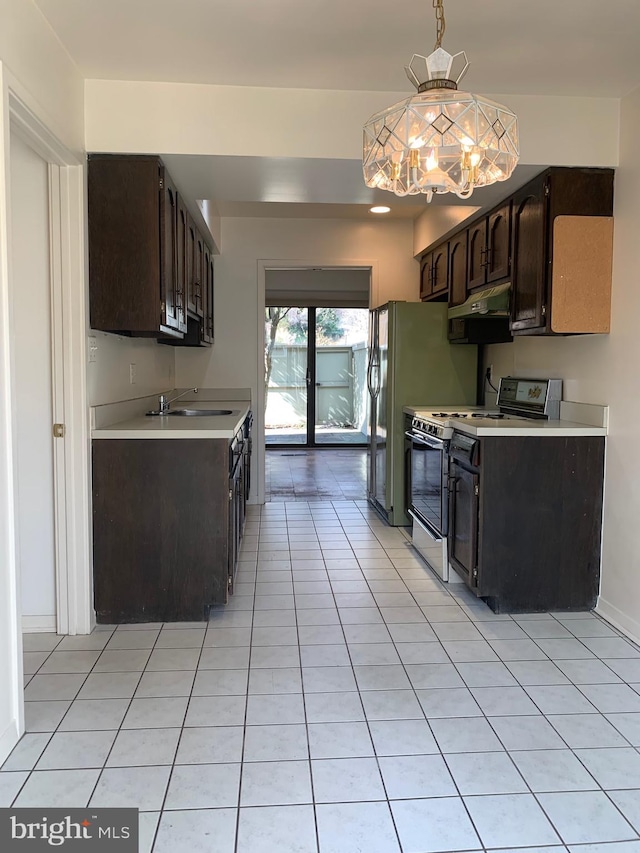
[92,400,250,440]
[404,404,607,437]
[440,416,607,438]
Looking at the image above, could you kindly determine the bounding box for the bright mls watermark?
[1,809,138,850]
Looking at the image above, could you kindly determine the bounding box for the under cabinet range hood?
[448,282,511,320]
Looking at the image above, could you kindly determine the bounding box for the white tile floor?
[4,499,640,853]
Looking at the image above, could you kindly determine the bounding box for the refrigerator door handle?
[366,355,374,397]
[370,361,380,399]
[367,352,380,399]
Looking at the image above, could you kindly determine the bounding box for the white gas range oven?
[405,378,562,582]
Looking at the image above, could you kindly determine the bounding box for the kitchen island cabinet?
[92,410,252,623]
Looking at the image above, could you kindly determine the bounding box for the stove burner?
[486,413,505,419]
[431,413,448,417]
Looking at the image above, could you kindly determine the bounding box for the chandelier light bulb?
[425,148,439,171]
[362,0,519,202]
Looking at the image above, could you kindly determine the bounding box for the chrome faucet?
[157,387,198,414]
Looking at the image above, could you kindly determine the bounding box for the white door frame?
[256,258,378,505]
[4,85,91,636]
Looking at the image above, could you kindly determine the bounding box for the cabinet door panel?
[449,462,479,589]
[449,232,468,306]
[160,170,180,331]
[194,229,205,318]
[202,245,212,344]
[467,220,487,290]
[487,202,511,283]
[431,243,449,296]
[186,215,197,314]
[207,255,215,343]
[175,195,188,333]
[420,253,432,299]
[511,180,547,330]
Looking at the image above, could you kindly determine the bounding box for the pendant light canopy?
[363,0,519,202]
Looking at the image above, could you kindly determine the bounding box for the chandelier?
[363,0,519,202]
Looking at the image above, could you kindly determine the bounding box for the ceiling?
[36,0,640,97]
[40,0,637,224]
[161,155,543,221]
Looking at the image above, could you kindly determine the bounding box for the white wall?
[0,0,83,154]
[175,216,417,500]
[484,84,640,641]
[413,205,480,257]
[85,80,620,168]
[10,131,56,622]
[0,6,83,763]
[87,331,175,406]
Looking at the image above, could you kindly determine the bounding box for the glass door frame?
[266,306,369,450]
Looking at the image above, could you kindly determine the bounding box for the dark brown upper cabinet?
[207,254,215,344]
[510,176,547,331]
[88,154,185,337]
[185,214,197,315]
[466,201,511,291]
[176,194,189,328]
[162,172,187,335]
[193,228,205,319]
[466,219,487,291]
[420,243,449,301]
[511,168,614,334]
[201,244,213,345]
[449,231,468,307]
[418,166,614,338]
[202,250,213,344]
[419,253,432,300]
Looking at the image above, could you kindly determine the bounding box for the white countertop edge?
[91,428,240,439]
[91,401,250,440]
[452,421,607,438]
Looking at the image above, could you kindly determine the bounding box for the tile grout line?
[11,493,640,851]
[234,503,264,853]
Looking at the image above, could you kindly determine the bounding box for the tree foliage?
[285,308,345,345]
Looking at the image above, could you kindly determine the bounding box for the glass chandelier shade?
[363,46,519,202]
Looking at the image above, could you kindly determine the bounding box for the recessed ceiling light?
[369,206,391,214]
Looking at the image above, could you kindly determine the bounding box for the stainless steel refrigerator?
[367,301,477,525]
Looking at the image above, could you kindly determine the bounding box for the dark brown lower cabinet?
[93,425,251,623]
[448,434,605,613]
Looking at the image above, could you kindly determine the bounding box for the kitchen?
[2,1,640,851]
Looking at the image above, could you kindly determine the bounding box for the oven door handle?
[406,430,446,450]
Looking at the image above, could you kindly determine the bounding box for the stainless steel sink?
[168,409,236,417]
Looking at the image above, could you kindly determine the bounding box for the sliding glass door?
[265,307,369,447]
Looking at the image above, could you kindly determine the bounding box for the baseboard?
[596,596,640,646]
[0,717,20,767]
[21,614,56,633]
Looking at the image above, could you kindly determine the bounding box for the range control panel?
[498,377,562,419]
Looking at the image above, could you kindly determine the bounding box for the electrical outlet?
[88,336,97,363]
[129,363,136,385]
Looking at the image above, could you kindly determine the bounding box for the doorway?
[264,306,370,447]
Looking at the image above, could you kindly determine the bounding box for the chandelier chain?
[433,0,446,50]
